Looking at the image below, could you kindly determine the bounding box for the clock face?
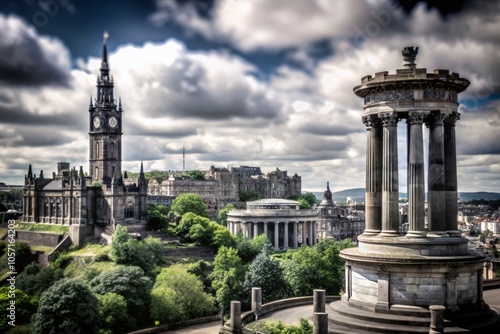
[93,116,100,129]
[109,116,118,128]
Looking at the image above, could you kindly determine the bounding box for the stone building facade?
[148,165,301,215]
[227,198,318,249]
[22,38,147,244]
[316,182,365,242]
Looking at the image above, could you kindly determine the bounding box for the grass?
[64,258,117,281]
[68,243,109,257]
[16,223,69,234]
[30,245,55,253]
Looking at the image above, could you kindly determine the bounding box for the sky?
[0,0,499,193]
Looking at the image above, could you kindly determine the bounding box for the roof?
[43,180,64,191]
[247,198,299,205]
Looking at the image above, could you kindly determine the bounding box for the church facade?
[22,38,147,244]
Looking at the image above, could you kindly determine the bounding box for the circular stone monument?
[328,47,500,333]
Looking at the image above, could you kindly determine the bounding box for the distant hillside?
[312,188,500,203]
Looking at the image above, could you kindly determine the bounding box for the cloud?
[0,14,71,86]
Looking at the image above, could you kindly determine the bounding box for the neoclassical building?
[22,37,147,244]
[227,198,318,249]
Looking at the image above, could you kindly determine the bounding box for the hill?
[311,188,500,203]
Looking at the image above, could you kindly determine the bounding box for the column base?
[427,232,449,238]
[406,231,427,238]
[447,230,462,237]
[362,229,381,236]
[379,230,399,237]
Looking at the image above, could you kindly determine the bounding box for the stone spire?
[320,181,334,206]
[402,46,418,69]
[96,32,114,105]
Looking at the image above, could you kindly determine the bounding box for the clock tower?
[89,33,123,187]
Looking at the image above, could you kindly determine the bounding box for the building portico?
[227,198,317,249]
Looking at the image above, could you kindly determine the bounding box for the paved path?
[162,289,500,333]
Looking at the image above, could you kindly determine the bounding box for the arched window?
[95,167,98,180]
[110,142,114,158]
[96,142,100,159]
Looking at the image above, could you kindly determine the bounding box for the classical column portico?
[363,115,383,235]
[380,112,399,236]
[302,222,306,246]
[253,222,259,240]
[283,222,289,250]
[406,112,426,237]
[274,222,279,249]
[444,112,461,237]
[427,111,447,235]
[292,222,299,248]
[308,221,313,246]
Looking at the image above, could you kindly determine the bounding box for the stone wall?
[351,267,378,304]
[16,230,62,247]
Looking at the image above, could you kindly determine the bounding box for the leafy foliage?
[0,287,36,332]
[239,191,261,202]
[237,234,273,263]
[97,292,133,333]
[185,170,205,180]
[217,203,235,226]
[146,203,170,231]
[281,239,353,297]
[244,251,286,303]
[175,212,211,241]
[31,278,101,334]
[16,263,64,297]
[247,318,313,334]
[110,225,163,274]
[210,246,247,308]
[150,264,215,324]
[90,265,153,327]
[171,193,208,221]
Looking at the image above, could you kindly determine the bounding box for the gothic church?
[22,38,147,244]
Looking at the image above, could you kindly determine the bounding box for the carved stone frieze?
[362,114,382,128]
[380,112,399,126]
[407,112,425,125]
[364,90,414,105]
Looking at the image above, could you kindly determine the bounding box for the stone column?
[302,222,306,246]
[429,305,446,334]
[313,312,328,334]
[253,222,259,239]
[444,112,461,237]
[264,222,268,238]
[308,221,314,246]
[406,112,426,237]
[283,222,289,250]
[230,301,242,331]
[363,115,383,235]
[274,222,279,249]
[446,272,459,312]
[293,222,298,249]
[380,112,399,236]
[313,289,326,313]
[312,222,317,245]
[375,268,390,312]
[251,287,262,315]
[427,111,447,235]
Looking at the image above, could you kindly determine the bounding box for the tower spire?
[101,31,109,71]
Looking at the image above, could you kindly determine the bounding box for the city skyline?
[0,0,499,192]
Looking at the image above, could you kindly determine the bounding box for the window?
[95,167,98,180]
[96,142,100,159]
[110,142,114,158]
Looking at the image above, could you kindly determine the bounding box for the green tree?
[151,264,215,324]
[110,225,156,274]
[171,193,208,223]
[17,263,64,297]
[300,192,319,207]
[175,212,211,241]
[239,191,261,202]
[97,292,133,333]
[90,265,153,327]
[298,198,311,209]
[217,203,235,226]
[237,234,272,263]
[0,287,36,332]
[31,278,100,334]
[244,251,286,303]
[146,203,170,231]
[185,170,205,180]
[210,246,247,308]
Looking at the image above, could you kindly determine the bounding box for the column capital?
[380,112,399,126]
[362,114,381,128]
[406,111,425,125]
[444,112,460,127]
[426,111,447,127]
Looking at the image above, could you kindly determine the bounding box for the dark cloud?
[0,103,81,127]
[0,14,71,86]
[10,127,75,148]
